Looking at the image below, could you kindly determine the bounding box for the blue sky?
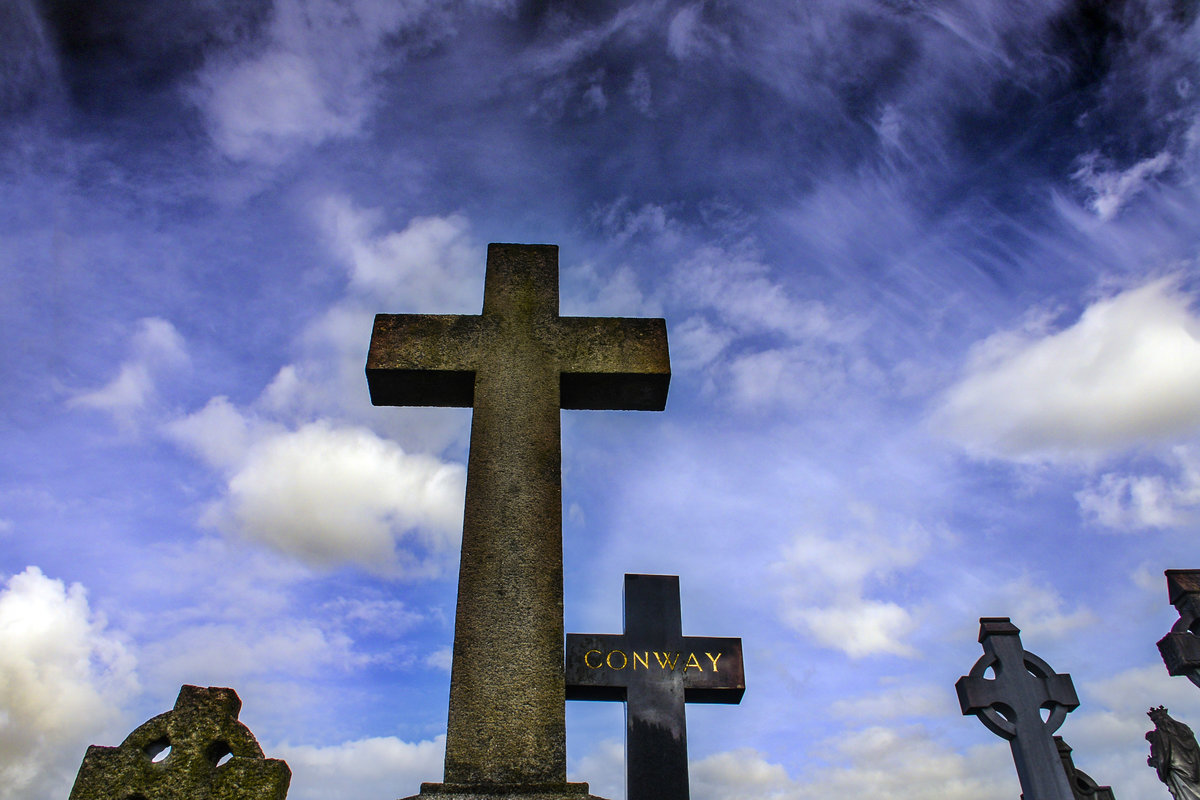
[3,0,1200,797]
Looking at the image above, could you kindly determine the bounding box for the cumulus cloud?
[275,734,444,800]
[317,199,479,311]
[773,513,931,658]
[68,317,188,425]
[829,683,953,721]
[145,619,360,690]
[1077,445,1200,530]
[571,738,623,800]
[934,277,1200,461]
[155,207,486,575]
[0,567,138,800]
[975,576,1096,641]
[690,731,1016,800]
[167,398,464,577]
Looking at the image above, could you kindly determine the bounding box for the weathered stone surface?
[1159,570,1200,688]
[367,244,669,790]
[1148,706,1200,800]
[69,685,290,800]
[957,617,1080,800]
[565,574,744,800]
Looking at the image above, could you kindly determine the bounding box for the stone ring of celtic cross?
[965,650,1073,739]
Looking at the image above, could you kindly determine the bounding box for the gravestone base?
[402,781,608,800]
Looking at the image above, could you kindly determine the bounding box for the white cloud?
[275,735,444,800]
[191,0,439,165]
[167,400,464,577]
[0,567,138,800]
[69,317,187,424]
[424,646,453,671]
[690,732,1016,800]
[1077,445,1200,530]
[773,514,931,658]
[934,277,1200,461]
[830,683,954,721]
[145,620,359,688]
[997,578,1096,640]
[571,738,623,800]
[317,199,479,311]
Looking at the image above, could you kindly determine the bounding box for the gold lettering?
[684,652,702,673]
[632,651,649,670]
[654,651,680,670]
[584,649,603,669]
[706,652,722,672]
[606,650,628,670]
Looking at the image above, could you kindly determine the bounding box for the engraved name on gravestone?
[957,617,1080,800]
[565,574,745,800]
[366,244,670,796]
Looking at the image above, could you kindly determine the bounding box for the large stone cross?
[565,574,745,800]
[957,618,1080,800]
[367,244,670,791]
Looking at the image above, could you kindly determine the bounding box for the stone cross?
[69,685,290,800]
[367,243,670,793]
[565,574,745,800]
[957,617,1080,800]
[1158,570,1200,689]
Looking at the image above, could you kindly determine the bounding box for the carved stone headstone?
[1158,570,1200,688]
[565,574,745,800]
[956,617,1080,800]
[1148,706,1200,800]
[69,685,290,800]
[367,243,669,798]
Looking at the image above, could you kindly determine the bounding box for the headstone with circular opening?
[69,685,290,800]
[956,617,1080,800]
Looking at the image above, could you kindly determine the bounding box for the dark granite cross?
[957,617,1080,800]
[565,574,745,800]
[367,244,670,791]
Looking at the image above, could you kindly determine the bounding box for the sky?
[3,0,1200,797]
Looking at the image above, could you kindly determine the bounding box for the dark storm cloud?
[34,0,270,111]
[370,0,1195,235]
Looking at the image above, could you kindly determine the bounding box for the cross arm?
[365,314,483,407]
[564,634,629,701]
[556,317,670,410]
[682,636,745,704]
